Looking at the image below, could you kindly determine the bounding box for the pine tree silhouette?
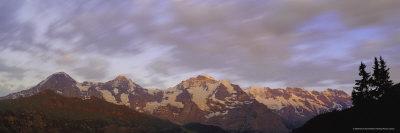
[379,56,393,93]
[371,56,393,101]
[295,57,400,133]
[352,62,371,106]
[377,57,394,104]
[371,57,381,100]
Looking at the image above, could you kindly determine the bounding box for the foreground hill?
[0,90,184,133]
[183,123,228,133]
[293,83,400,133]
[245,87,351,128]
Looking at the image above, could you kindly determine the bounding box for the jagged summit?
[105,74,143,96]
[321,89,349,98]
[179,75,242,96]
[180,75,218,85]
[113,75,131,82]
[52,71,69,75]
[40,71,77,85]
[48,72,75,80]
[245,86,352,128]
[107,75,137,87]
[197,74,216,80]
[110,75,136,83]
[286,87,308,92]
[190,74,216,81]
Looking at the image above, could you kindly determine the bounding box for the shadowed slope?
[0,90,184,133]
[183,123,228,133]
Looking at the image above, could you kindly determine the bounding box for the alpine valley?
[0,72,352,133]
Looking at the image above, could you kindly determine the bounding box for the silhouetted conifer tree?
[352,62,371,106]
[379,56,393,90]
[371,57,381,100]
[371,56,393,100]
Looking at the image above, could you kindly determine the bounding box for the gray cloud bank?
[1,0,400,96]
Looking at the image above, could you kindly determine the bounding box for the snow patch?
[143,89,184,113]
[332,102,343,110]
[143,102,161,113]
[99,90,118,104]
[186,83,219,111]
[113,88,119,94]
[198,75,216,80]
[220,80,236,94]
[120,93,130,106]
[76,83,90,91]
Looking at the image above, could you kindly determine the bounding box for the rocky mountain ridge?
[2,72,352,132]
[245,86,352,128]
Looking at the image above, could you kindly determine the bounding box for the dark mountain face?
[35,72,81,97]
[1,72,82,99]
[0,90,184,133]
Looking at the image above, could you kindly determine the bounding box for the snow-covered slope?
[1,73,149,107]
[245,87,352,128]
[138,75,288,133]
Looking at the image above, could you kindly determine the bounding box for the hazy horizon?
[1,0,400,96]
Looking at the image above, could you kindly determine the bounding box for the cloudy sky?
[1,0,400,96]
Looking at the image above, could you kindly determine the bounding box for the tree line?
[352,56,395,107]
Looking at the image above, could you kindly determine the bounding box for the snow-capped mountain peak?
[219,80,238,94]
[181,75,237,93]
[107,75,141,91]
[1,72,351,132]
[196,74,216,80]
[173,76,252,112]
[110,75,133,84]
[114,75,130,81]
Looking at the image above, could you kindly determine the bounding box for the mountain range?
[245,87,351,128]
[1,72,352,132]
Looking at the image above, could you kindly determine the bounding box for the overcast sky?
[1,0,400,96]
